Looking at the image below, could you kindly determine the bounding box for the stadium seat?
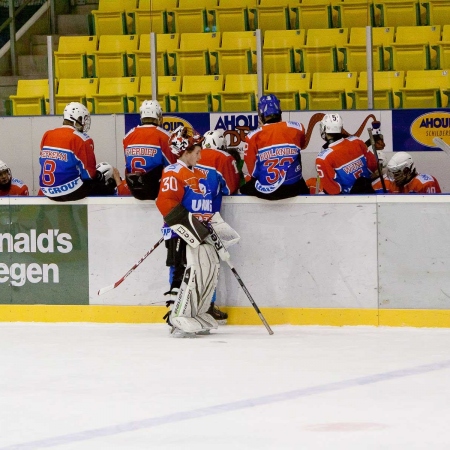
[397,69,450,108]
[55,78,99,114]
[297,0,333,30]
[263,29,306,74]
[91,0,137,35]
[249,0,293,32]
[136,75,182,112]
[436,25,450,70]
[374,0,421,27]
[93,34,138,78]
[92,77,139,114]
[9,79,50,116]
[339,26,394,72]
[218,73,266,112]
[128,0,176,34]
[209,0,250,32]
[333,0,375,28]
[384,25,441,71]
[422,0,450,27]
[303,72,358,110]
[212,31,257,75]
[169,0,217,34]
[172,74,224,112]
[297,28,349,73]
[169,32,221,76]
[350,71,405,109]
[54,35,98,79]
[266,72,311,110]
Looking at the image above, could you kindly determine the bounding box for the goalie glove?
[164,204,210,248]
[209,212,240,249]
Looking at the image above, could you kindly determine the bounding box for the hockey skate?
[207,303,228,325]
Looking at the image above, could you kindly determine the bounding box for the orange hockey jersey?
[0,178,29,196]
[372,174,441,194]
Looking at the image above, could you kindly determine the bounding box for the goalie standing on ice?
[156,126,240,338]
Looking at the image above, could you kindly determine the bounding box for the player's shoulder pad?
[417,173,434,183]
[164,162,183,173]
[346,135,363,143]
[158,126,172,138]
[11,178,25,187]
[317,147,333,159]
[73,129,91,141]
[123,127,137,139]
[246,127,262,139]
[286,121,304,131]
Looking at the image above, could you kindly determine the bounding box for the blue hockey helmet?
[258,94,281,119]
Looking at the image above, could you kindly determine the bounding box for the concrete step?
[18,54,48,77]
[57,14,91,35]
[31,35,59,56]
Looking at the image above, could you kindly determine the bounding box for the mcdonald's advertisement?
[0,204,89,305]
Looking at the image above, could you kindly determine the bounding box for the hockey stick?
[433,137,450,157]
[368,127,387,193]
[97,237,164,296]
[207,225,274,335]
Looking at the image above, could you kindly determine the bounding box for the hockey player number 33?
[264,157,294,184]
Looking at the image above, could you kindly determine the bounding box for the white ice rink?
[1,323,450,450]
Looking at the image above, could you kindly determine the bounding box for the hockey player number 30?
[41,160,56,186]
[161,176,177,192]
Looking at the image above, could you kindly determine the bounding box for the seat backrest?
[218,0,255,5]
[16,79,49,97]
[305,28,349,47]
[375,0,420,27]
[267,72,311,92]
[311,72,358,91]
[98,35,138,53]
[138,0,178,10]
[425,0,450,27]
[394,25,441,44]
[223,74,258,92]
[156,33,181,52]
[443,24,450,41]
[263,29,306,48]
[220,31,257,49]
[181,74,225,93]
[404,69,450,88]
[178,0,218,8]
[57,36,98,54]
[97,0,137,11]
[57,78,99,96]
[179,32,221,51]
[358,70,405,89]
[158,76,183,94]
[98,77,139,95]
[349,26,394,46]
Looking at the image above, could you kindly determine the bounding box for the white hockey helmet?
[320,113,343,139]
[202,130,227,151]
[140,99,163,122]
[169,125,204,158]
[63,102,91,133]
[96,162,114,184]
[387,152,415,185]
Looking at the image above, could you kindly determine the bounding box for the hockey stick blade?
[97,237,164,296]
[433,137,450,157]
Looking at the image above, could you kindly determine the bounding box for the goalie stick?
[433,137,450,157]
[368,127,387,193]
[97,237,164,296]
[207,225,274,335]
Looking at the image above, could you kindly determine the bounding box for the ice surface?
[1,323,450,449]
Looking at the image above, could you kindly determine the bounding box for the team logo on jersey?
[411,111,450,148]
[185,176,209,197]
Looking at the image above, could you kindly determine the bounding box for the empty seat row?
[8,70,450,116]
[54,26,450,82]
[90,0,450,36]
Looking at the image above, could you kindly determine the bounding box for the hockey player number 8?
[41,160,56,186]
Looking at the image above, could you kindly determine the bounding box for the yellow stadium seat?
[55,78,99,114]
[128,0,171,35]
[210,3,250,32]
[398,69,450,108]
[423,0,450,26]
[93,34,138,78]
[333,0,375,28]
[136,76,182,112]
[169,32,221,76]
[91,0,137,35]
[264,29,306,74]
[339,26,393,72]
[212,31,257,75]
[297,1,333,30]
[172,74,224,112]
[350,71,405,109]
[384,25,441,71]
[303,72,358,110]
[169,0,218,34]
[92,77,139,114]
[436,25,450,70]
[249,0,292,32]
[54,35,98,79]
[9,79,50,116]
[374,0,421,27]
[266,72,311,110]
[218,73,265,112]
[297,28,349,73]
